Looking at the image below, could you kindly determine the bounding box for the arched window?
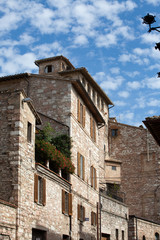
[44,65,54,73]
[142,236,146,240]
[155,233,159,240]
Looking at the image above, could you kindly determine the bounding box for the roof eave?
[72,80,105,125]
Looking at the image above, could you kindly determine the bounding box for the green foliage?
[51,134,72,159]
[35,123,74,174]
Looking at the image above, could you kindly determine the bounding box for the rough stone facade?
[0,200,16,239]
[128,216,160,240]
[108,119,160,223]
[101,194,128,240]
[0,56,128,240]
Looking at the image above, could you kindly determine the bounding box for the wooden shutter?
[34,173,38,203]
[83,156,85,181]
[91,166,93,187]
[90,117,93,138]
[69,193,72,216]
[62,190,65,214]
[82,105,86,127]
[77,99,81,122]
[42,178,46,206]
[77,152,80,177]
[91,211,93,225]
[95,168,97,190]
[78,204,80,220]
[83,206,85,221]
[95,213,97,225]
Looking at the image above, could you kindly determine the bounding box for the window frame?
[27,121,32,142]
[78,204,85,222]
[91,166,97,189]
[77,99,85,127]
[34,173,46,206]
[77,152,85,181]
[62,190,72,216]
[91,211,97,226]
[90,116,96,142]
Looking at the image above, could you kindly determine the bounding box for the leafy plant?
[35,124,74,174]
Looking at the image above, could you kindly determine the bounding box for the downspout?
[136,217,138,240]
[69,185,72,240]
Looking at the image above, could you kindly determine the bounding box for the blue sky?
[0,0,160,126]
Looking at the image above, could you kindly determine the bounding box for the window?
[62,190,72,216]
[62,63,66,71]
[34,174,46,206]
[77,204,85,222]
[101,99,104,111]
[155,233,159,240]
[97,95,100,108]
[142,236,146,240]
[77,99,85,127]
[63,235,69,240]
[87,83,91,96]
[116,229,118,240]
[44,65,54,73]
[77,153,85,180]
[92,89,95,102]
[82,77,86,87]
[91,211,97,226]
[91,166,97,189]
[90,117,96,142]
[111,129,118,137]
[122,231,124,240]
[112,166,117,171]
[32,228,46,240]
[27,122,32,142]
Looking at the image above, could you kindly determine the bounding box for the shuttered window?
[62,190,72,216]
[77,99,85,127]
[91,166,97,190]
[90,117,96,142]
[77,152,85,181]
[78,204,85,222]
[91,211,97,226]
[34,173,46,206]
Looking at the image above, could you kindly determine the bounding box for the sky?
[0,0,160,127]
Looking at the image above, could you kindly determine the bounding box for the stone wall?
[0,200,17,239]
[108,120,160,223]
[129,216,160,240]
[101,193,128,240]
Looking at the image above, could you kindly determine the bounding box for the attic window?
[111,129,118,137]
[62,63,66,71]
[45,65,54,73]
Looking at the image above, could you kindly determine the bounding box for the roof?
[59,67,114,106]
[72,79,105,125]
[143,116,160,146]
[0,73,30,82]
[34,55,75,69]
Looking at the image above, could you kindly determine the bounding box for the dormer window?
[44,65,54,73]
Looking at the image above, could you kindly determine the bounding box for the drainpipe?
[136,217,138,240]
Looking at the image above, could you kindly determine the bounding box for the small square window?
[111,129,118,137]
[112,166,117,171]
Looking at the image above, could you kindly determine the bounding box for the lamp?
[142,13,160,33]
[22,97,32,103]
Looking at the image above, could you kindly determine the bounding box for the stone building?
[0,56,128,240]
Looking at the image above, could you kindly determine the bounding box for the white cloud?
[127,81,142,89]
[147,98,160,106]
[118,91,129,98]
[141,33,160,45]
[73,35,88,46]
[125,71,140,77]
[95,33,117,48]
[110,67,120,74]
[145,76,160,89]
[100,75,125,91]
[114,100,127,106]
[144,0,160,6]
